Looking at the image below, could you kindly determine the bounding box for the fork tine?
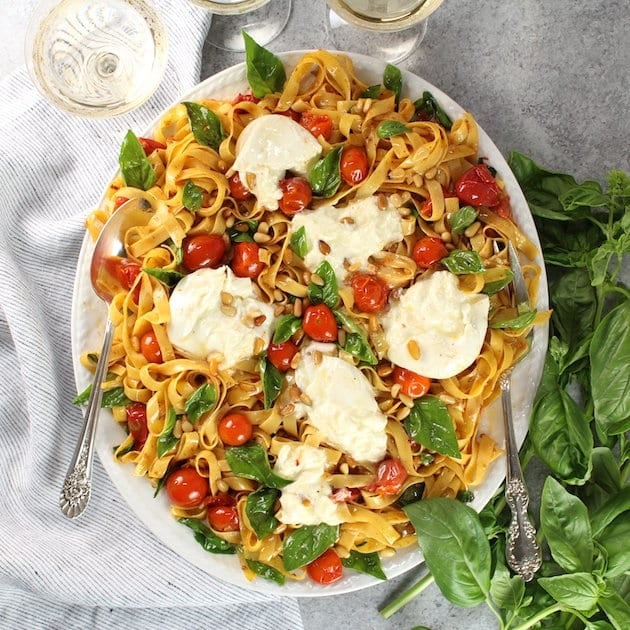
[507,240,530,309]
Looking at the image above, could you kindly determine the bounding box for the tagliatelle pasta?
[81,49,549,586]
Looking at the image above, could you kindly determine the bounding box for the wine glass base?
[326,8,428,64]
[207,0,292,52]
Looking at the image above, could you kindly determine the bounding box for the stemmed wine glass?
[326,0,444,63]
[25,0,168,117]
[187,0,292,52]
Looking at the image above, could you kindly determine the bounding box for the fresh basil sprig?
[441,249,486,275]
[245,486,280,539]
[307,260,339,308]
[119,130,156,190]
[282,524,339,571]
[182,180,203,212]
[184,102,225,151]
[342,550,387,580]
[184,383,217,424]
[179,517,236,555]
[157,407,179,458]
[225,443,291,489]
[259,352,284,409]
[309,146,342,197]
[404,396,461,459]
[243,31,286,98]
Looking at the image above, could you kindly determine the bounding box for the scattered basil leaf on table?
[179,517,236,554]
[184,101,225,151]
[309,146,342,197]
[225,443,291,489]
[184,383,217,424]
[182,180,203,212]
[119,129,156,190]
[245,487,280,539]
[242,31,286,97]
[404,396,461,459]
[282,524,339,571]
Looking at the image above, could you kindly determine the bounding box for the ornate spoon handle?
[500,371,542,582]
[59,318,114,518]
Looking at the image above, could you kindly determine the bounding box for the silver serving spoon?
[60,198,154,519]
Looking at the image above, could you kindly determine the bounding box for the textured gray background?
[4,1,628,629]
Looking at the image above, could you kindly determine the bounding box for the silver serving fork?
[498,240,542,582]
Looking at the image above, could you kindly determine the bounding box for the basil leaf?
[153,471,168,497]
[184,101,225,151]
[490,562,525,612]
[282,524,339,571]
[119,130,156,191]
[307,260,339,308]
[441,250,486,275]
[395,483,425,508]
[157,408,179,458]
[449,206,478,234]
[538,573,601,612]
[243,31,286,98]
[457,490,475,504]
[404,396,461,459]
[143,267,184,287]
[229,220,258,243]
[376,120,409,139]
[182,180,203,212]
[185,383,217,424]
[404,498,491,607]
[101,387,132,408]
[225,443,291,489]
[245,559,285,585]
[590,486,630,537]
[341,550,387,580]
[309,146,342,197]
[489,308,537,330]
[413,91,453,130]
[383,64,402,106]
[360,84,381,98]
[343,332,378,366]
[179,517,236,555]
[273,314,302,344]
[482,268,514,295]
[560,180,609,212]
[290,225,308,258]
[598,515,630,578]
[259,353,284,409]
[245,487,280,539]
[598,583,630,629]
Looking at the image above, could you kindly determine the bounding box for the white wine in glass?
[26,0,168,118]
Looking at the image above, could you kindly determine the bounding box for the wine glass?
[326,0,444,63]
[25,0,168,118]
[186,0,292,52]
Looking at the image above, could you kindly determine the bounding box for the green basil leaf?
[383,64,402,106]
[590,486,630,537]
[282,524,339,571]
[441,250,486,275]
[245,559,285,585]
[143,266,184,287]
[184,383,217,424]
[245,487,280,539]
[489,561,525,612]
[290,225,308,258]
[376,120,409,139]
[309,145,342,197]
[404,498,491,607]
[341,550,387,580]
[273,314,302,344]
[259,353,284,409]
[228,220,259,243]
[343,332,378,366]
[182,180,203,212]
[157,407,179,458]
[449,206,478,234]
[404,396,461,459]
[482,268,514,295]
[598,582,630,630]
[119,130,156,191]
[413,91,453,130]
[179,517,237,555]
[102,387,131,408]
[225,443,291,489]
[560,180,609,212]
[489,308,537,330]
[538,573,601,612]
[395,483,425,508]
[243,31,286,98]
[599,515,630,578]
[307,260,339,308]
[456,490,475,503]
[184,101,225,151]
[153,471,169,497]
[360,84,381,99]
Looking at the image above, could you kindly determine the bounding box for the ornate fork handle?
[500,370,542,582]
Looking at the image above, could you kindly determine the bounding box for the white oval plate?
[71,51,549,597]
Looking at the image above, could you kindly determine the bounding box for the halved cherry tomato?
[166,467,208,508]
[279,177,312,216]
[113,196,130,211]
[208,505,240,532]
[218,412,253,446]
[393,366,431,399]
[303,304,338,342]
[182,234,226,271]
[364,458,408,496]
[126,402,148,449]
[104,257,141,303]
[307,548,343,585]
[351,273,389,313]
[331,487,361,503]
[412,236,448,269]
[299,112,334,141]
[228,172,253,201]
[232,92,260,107]
[138,137,166,155]
[454,164,501,208]
[140,330,163,363]
[340,146,369,186]
[267,341,299,372]
[231,241,265,278]
[204,494,236,507]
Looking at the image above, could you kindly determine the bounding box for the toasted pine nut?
[253,232,271,244]
[220,304,237,317]
[289,384,302,401]
[369,315,379,332]
[283,249,293,265]
[337,328,347,347]
[253,336,266,355]
[299,392,313,406]
[273,289,284,302]
[254,314,267,327]
[396,406,411,420]
[221,291,234,305]
[312,350,323,365]
[181,419,194,433]
[280,403,296,417]
[318,240,331,255]
[258,221,269,234]
[377,364,393,377]
[340,216,355,225]
[440,231,452,243]
[399,393,414,408]
[290,352,302,370]
[407,339,421,360]
[225,215,236,228]
[293,299,303,317]
[339,463,349,474]
[377,193,389,210]
[390,383,402,398]
[310,273,325,286]
[173,420,182,439]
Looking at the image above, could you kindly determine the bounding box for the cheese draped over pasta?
[82,50,548,585]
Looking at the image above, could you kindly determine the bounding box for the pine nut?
[220,304,237,317]
[377,194,389,210]
[290,352,302,370]
[396,406,411,420]
[312,350,323,365]
[407,339,421,360]
[273,289,285,302]
[253,232,271,244]
[310,273,325,286]
[289,384,302,401]
[254,314,267,327]
[377,364,393,377]
[280,403,295,416]
[318,240,331,255]
[391,383,402,398]
[299,392,313,406]
[293,299,303,317]
[221,291,234,305]
[181,419,194,433]
[340,216,355,225]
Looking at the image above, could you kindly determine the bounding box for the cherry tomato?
[231,241,265,278]
[365,458,408,496]
[267,341,299,372]
[232,93,260,107]
[113,196,130,211]
[303,304,338,342]
[299,112,334,141]
[277,108,301,122]
[182,234,226,271]
[105,257,141,303]
[218,412,253,446]
[340,146,369,186]
[208,505,240,532]
[228,172,253,201]
[204,494,236,507]
[495,194,512,219]
[138,137,166,155]
[166,467,208,508]
[351,273,388,313]
[140,330,163,363]
[419,189,457,219]
[331,487,361,503]
[278,177,312,216]
[393,366,431,399]
[412,236,448,269]
[126,402,148,449]
[307,548,343,585]
[454,164,501,208]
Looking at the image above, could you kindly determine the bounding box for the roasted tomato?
[231,241,265,278]
[412,236,448,269]
[454,164,501,207]
[307,548,343,585]
[267,341,299,372]
[218,412,253,446]
[351,273,388,313]
[166,467,208,508]
[340,146,369,186]
[392,366,431,399]
[303,304,338,342]
[182,234,226,271]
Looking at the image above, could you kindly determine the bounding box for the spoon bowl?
[60,197,154,518]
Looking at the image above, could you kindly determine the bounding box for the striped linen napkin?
[0,1,303,627]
